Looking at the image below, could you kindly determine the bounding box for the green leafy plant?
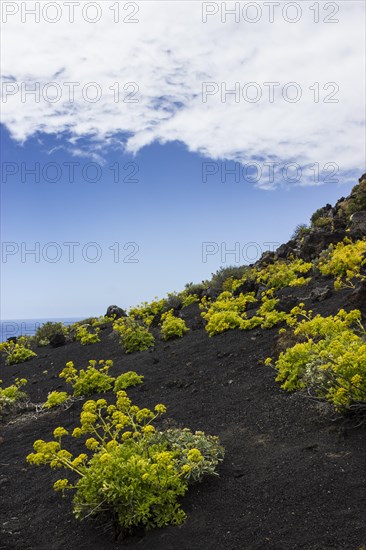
[241,290,288,330]
[34,322,67,346]
[160,310,189,340]
[200,291,257,336]
[75,325,100,345]
[312,216,333,230]
[0,378,27,413]
[27,393,224,537]
[114,372,144,392]
[59,360,114,396]
[0,339,37,365]
[128,298,167,328]
[266,307,366,411]
[42,391,71,409]
[113,318,155,354]
[291,223,310,240]
[317,238,366,289]
[254,258,313,290]
[181,294,200,308]
[91,316,115,327]
[346,178,366,215]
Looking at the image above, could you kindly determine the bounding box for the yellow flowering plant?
[74,325,100,345]
[0,338,37,365]
[42,391,70,409]
[128,298,167,328]
[317,238,366,289]
[0,377,27,414]
[160,309,189,340]
[266,307,366,411]
[200,291,257,336]
[59,360,114,396]
[113,318,155,353]
[26,392,224,536]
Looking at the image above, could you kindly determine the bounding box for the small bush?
[0,378,27,413]
[266,307,366,411]
[312,216,333,229]
[113,319,155,354]
[0,339,37,365]
[317,238,366,289]
[114,372,144,392]
[59,360,114,396]
[34,322,67,346]
[181,294,200,309]
[75,325,100,345]
[42,391,70,409]
[160,310,189,341]
[255,258,313,290]
[27,393,224,536]
[129,298,166,328]
[200,291,257,336]
[291,223,310,240]
[346,179,366,215]
[91,316,115,327]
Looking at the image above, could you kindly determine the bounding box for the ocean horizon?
[0,318,85,342]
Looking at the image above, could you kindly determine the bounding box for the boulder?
[310,286,333,302]
[49,333,66,348]
[106,305,127,319]
[275,240,296,260]
[350,280,366,312]
[350,211,366,234]
[298,230,346,261]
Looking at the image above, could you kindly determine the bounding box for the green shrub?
[34,322,67,346]
[207,265,250,294]
[200,291,257,336]
[181,294,200,308]
[317,238,366,289]
[184,282,208,296]
[27,393,224,536]
[254,258,313,290]
[0,378,27,413]
[114,372,144,392]
[312,216,333,229]
[0,339,37,365]
[75,325,100,345]
[42,391,70,409]
[113,319,155,354]
[311,206,331,226]
[129,298,166,328]
[59,360,114,396]
[160,310,189,341]
[91,316,115,327]
[346,179,366,215]
[266,307,366,411]
[291,223,310,240]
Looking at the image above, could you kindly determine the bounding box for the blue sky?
[1,1,365,319]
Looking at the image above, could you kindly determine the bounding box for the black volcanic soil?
[0,284,365,550]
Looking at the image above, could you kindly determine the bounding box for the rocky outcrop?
[254,173,366,267]
[106,305,127,319]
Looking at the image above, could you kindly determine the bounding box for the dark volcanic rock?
[310,286,333,302]
[350,211,366,233]
[106,305,127,319]
[49,332,66,348]
[298,230,347,260]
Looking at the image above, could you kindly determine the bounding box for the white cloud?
[1,0,365,187]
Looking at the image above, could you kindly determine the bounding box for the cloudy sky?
[1,0,365,320]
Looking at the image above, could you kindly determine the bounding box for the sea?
[0,318,85,342]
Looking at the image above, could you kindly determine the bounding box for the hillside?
[0,175,366,550]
